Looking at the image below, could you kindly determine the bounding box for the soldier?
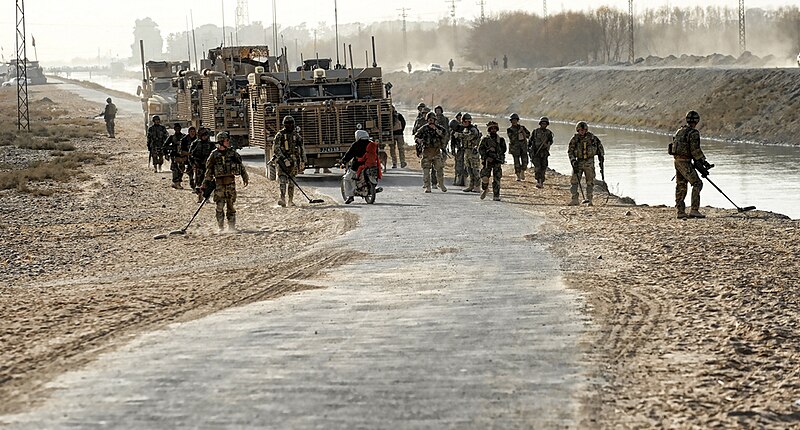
[189,128,214,202]
[433,105,449,184]
[672,110,710,219]
[390,106,408,168]
[528,116,554,188]
[412,102,428,134]
[272,115,307,207]
[448,58,454,72]
[407,62,412,73]
[146,115,169,173]
[506,113,531,181]
[99,97,116,138]
[201,132,248,232]
[567,121,604,206]
[479,121,507,201]
[166,123,186,189]
[181,126,197,190]
[458,113,482,193]
[449,112,465,186]
[414,111,447,193]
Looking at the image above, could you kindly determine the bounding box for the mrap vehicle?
[247,53,392,169]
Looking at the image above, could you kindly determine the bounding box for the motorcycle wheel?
[340,177,347,202]
[365,181,376,204]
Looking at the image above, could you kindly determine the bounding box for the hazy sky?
[1,0,796,63]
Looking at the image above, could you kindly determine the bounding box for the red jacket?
[357,141,382,179]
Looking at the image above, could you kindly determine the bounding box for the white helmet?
[355,130,370,141]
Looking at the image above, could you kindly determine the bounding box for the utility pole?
[398,7,410,58]
[477,0,486,24]
[335,0,341,67]
[15,0,29,132]
[236,0,250,28]
[446,0,460,53]
[738,0,746,55]
[272,0,278,60]
[628,0,634,63]
[543,0,547,20]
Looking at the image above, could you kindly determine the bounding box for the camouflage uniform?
[189,131,215,201]
[459,121,482,192]
[507,123,531,180]
[146,122,169,173]
[102,100,116,138]
[414,118,447,193]
[166,128,186,188]
[272,127,306,206]
[529,126,554,187]
[180,131,196,189]
[479,126,507,201]
[449,115,465,186]
[567,128,604,205]
[390,110,407,168]
[203,145,248,231]
[673,125,705,217]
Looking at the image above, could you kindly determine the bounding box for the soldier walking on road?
[529,116,554,188]
[189,128,214,202]
[407,62,412,73]
[272,115,307,207]
[672,110,710,219]
[146,115,169,173]
[506,113,531,181]
[449,112,465,186]
[458,113,482,192]
[99,97,116,138]
[448,58,454,72]
[167,123,186,189]
[390,106,408,168]
[414,112,447,193]
[201,132,249,232]
[479,121,507,201]
[567,121,604,206]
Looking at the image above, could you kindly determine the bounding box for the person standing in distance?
[671,110,711,219]
[99,97,116,138]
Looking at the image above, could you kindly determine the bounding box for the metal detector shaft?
[703,175,755,212]
[175,197,208,233]
[276,161,324,203]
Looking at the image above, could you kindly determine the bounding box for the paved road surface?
[2,155,589,428]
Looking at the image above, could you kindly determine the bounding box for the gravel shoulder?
[0,83,357,414]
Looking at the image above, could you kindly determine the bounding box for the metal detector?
[704,176,756,213]
[153,197,209,240]
[276,161,324,204]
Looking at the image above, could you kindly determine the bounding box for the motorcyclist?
[339,130,382,204]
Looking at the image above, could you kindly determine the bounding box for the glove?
[283,158,292,168]
[570,159,578,168]
[299,162,305,171]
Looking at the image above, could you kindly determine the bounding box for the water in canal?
[402,110,800,219]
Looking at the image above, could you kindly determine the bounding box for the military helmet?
[152,115,161,121]
[576,121,588,130]
[455,112,462,119]
[539,116,550,124]
[417,102,427,110]
[462,113,472,121]
[106,97,112,103]
[198,127,209,137]
[426,111,436,121]
[355,129,370,141]
[686,110,700,122]
[434,105,444,113]
[283,115,295,125]
[173,123,182,130]
[215,131,230,142]
[509,113,520,121]
[487,120,500,131]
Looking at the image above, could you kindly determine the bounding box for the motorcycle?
[341,166,381,204]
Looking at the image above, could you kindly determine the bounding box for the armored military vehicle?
[247,50,392,169]
[194,45,271,147]
[3,59,47,85]
[138,60,189,126]
[174,69,202,130]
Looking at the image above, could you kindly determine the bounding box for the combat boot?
[216,218,225,233]
[462,187,473,192]
[288,187,295,206]
[493,196,501,201]
[153,166,158,173]
[424,186,431,193]
[689,209,706,219]
[568,197,579,206]
[228,215,237,232]
[536,180,543,189]
[520,170,525,180]
[196,193,203,203]
[439,183,447,192]
[278,184,287,207]
[676,211,688,219]
[171,182,183,190]
[401,161,407,168]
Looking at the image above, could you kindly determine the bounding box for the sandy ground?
[2,80,799,428]
[387,67,800,146]
[0,84,356,414]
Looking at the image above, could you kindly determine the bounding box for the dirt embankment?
[387,67,800,145]
[0,84,357,414]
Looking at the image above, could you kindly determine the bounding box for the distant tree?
[131,18,163,60]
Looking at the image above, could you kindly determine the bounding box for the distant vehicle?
[429,63,443,72]
[1,77,31,87]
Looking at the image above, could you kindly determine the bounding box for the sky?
[1,0,797,64]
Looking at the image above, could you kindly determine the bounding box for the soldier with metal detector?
[272,115,307,207]
[200,132,249,232]
[671,110,712,219]
[567,121,604,206]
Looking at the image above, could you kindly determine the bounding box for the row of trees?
[135,5,800,69]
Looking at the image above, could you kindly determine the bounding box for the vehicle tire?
[365,181,376,204]
[340,177,347,202]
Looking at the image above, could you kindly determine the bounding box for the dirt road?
[2,169,589,428]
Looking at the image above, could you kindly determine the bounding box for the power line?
[543,0,547,20]
[628,0,634,63]
[398,7,410,58]
[739,0,746,54]
[477,0,485,24]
